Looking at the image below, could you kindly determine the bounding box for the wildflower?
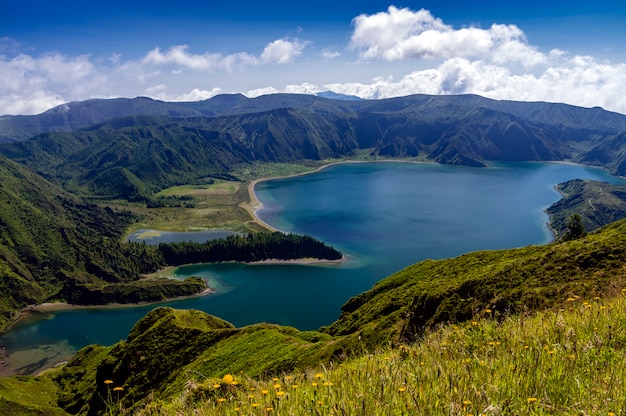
[213,384,221,389]
[272,377,279,382]
[291,384,299,389]
[222,374,234,384]
[317,401,324,405]
[217,398,226,403]
[527,397,538,403]
[273,383,281,389]
[113,387,124,392]
[471,321,478,326]
[265,407,274,412]
[251,403,260,408]
[311,382,318,387]
[104,379,114,385]
[485,309,492,314]
[323,381,333,386]
[463,400,472,406]
[399,387,406,392]
[315,373,324,379]
[262,389,269,395]
[247,395,255,399]
[276,391,285,397]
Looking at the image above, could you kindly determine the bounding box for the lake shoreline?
[5,254,348,335]
[241,158,427,232]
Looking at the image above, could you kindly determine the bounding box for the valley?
[2,93,626,415]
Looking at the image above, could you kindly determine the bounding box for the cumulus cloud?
[2,7,626,116]
[322,50,341,59]
[350,6,544,67]
[146,85,223,102]
[321,54,626,113]
[0,51,108,115]
[142,45,258,71]
[261,38,309,64]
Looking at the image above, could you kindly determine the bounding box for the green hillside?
[0,155,205,331]
[4,94,626,202]
[44,218,626,414]
[547,179,626,238]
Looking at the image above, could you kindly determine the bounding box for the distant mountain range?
[1,93,626,202]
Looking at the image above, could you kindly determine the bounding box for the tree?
[561,214,586,241]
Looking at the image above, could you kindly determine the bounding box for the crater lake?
[1,161,624,375]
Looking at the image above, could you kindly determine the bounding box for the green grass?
[0,376,70,415]
[139,293,626,415]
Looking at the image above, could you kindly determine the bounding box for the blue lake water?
[1,161,624,375]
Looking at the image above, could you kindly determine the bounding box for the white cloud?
[261,38,309,64]
[0,51,107,115]
[320,54,626,113]
[142,45,258,71]
[146,85,223,102]
[350,6,543,68]
[322,50,341,59]
[1,7,626,117]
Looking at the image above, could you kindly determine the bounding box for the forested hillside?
[0,155,201,331]
[3,94,626,201]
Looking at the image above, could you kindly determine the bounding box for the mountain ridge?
[3,94,626,201]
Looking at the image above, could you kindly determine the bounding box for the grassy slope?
[48,218,626,414]
[152,293,626,416]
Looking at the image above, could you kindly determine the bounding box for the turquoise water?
[1,161,623,375]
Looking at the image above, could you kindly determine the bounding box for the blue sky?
[1,1,626,115]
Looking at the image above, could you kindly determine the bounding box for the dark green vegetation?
[0,154,195,332]
[547,178,626,238]
[158,232,342,265]
[37,218,626,414]
[3,94,626,201]
[0,153,340,332]
[2,93,626,414]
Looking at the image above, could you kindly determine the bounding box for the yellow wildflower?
[104,379,114,385]
[113,387,124,392]
[527,397,538,404]
[222,374,234,384]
